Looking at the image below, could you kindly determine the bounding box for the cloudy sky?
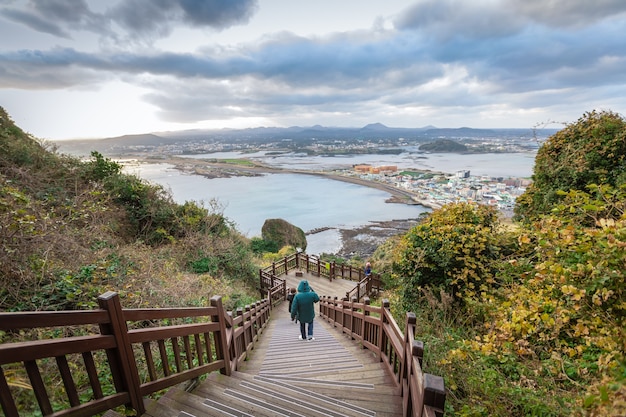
[1,0,625,140]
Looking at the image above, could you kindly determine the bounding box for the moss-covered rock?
[261,218,307,252]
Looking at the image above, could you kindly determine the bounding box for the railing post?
[412,340,424,368]
[236,307,244,358]
[362,297,370,349]
[342,296,349,332]
[380,299,389,356]
[403,312,417,384]
[284,257,288,274]
[424,374,446,415]
[210,296,232,376]
[97,292,145,415]
[351,296,358,340]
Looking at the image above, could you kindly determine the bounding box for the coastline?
[137,155,437,209]
[125,155,502,258]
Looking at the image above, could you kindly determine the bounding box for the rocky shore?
[336,218,422,259]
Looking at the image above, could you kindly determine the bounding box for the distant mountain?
[361,123,389,131]
[53,123,559,157]
[55,133,173,156]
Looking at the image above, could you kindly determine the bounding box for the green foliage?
[187,238,257,286]
[515,110,626,222]
[188,255,219,274]
[81,151,122,181]
[250,237,280,253]
[551,183,626,227]
[392,202,500,305]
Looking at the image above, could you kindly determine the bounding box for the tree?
[515,110,626,222]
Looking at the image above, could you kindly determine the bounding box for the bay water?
[127,151,536,255]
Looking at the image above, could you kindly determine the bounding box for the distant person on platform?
[287,287,297,323]
[364,262,372,277]
[291,280,320,341]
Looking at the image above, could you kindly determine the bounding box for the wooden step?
[194,371,378,417]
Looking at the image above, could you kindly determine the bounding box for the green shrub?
[392,202,500,306]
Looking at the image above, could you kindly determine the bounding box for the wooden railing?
[259,252,383,301]
[319,296,446,417]
[0,291,271,417]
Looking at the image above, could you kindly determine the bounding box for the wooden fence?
[259,252,383,301]
[0,292,271,417]
[320,295,446,417]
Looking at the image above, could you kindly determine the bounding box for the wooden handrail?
[0,292,272,417]
[259,252,383,302]
[319,296,446,417]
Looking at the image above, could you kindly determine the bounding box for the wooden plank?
[56,355,80,407]
[0,335,115,364]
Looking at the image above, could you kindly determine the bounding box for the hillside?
[0,107,260,313]
[419,138,468,152]
[371,110,626,416]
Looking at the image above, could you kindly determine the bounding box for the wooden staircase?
[142,306,403,417]
[0,261,443,417]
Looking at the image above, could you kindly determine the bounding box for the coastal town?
[340,163,531,216]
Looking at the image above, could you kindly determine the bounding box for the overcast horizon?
[1,0,625,140]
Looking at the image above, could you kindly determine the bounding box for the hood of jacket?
[297,280,311,293]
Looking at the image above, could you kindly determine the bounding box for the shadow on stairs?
[142,306,403,417]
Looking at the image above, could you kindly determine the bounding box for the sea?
[125,151,536,255]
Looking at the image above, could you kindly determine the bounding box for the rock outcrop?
[261,218,307,252]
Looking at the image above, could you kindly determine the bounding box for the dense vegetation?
[0,106,262,314]
[372,110,626,416]
[515,110,626,222]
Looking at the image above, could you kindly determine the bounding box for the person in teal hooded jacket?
[290,280,320,341]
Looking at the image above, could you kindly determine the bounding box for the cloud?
[396,1,523,40]
[1,0,259,44]
[508,0,626,28]
[0,0,625,135]
[0,0,103,38]
[177,0,259,28]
